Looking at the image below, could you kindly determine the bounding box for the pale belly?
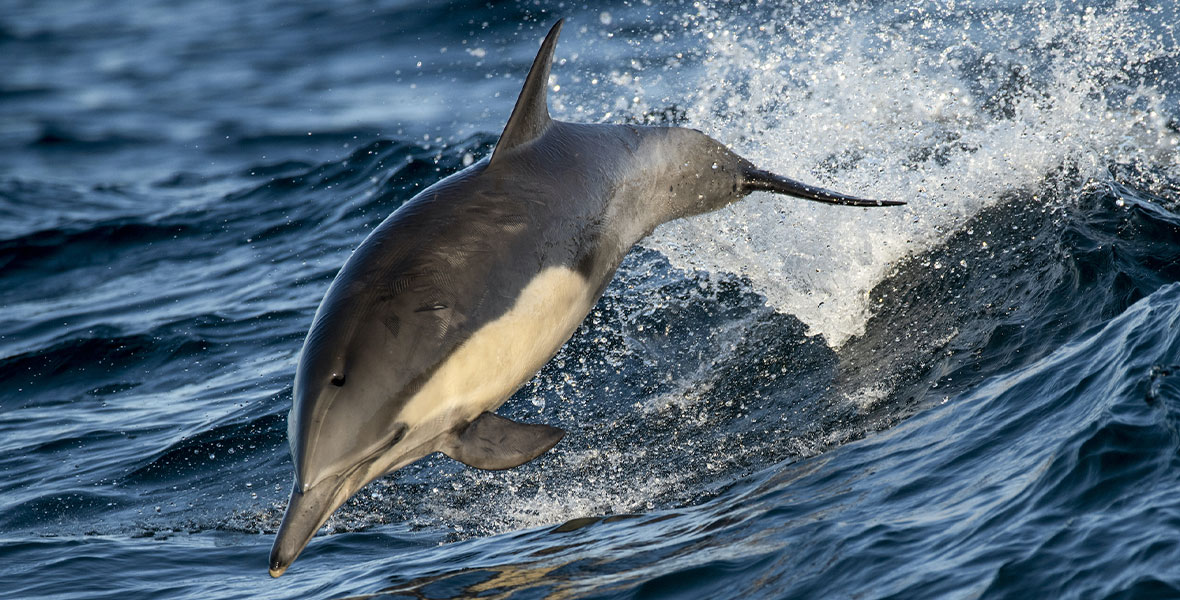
[397,266,595,432]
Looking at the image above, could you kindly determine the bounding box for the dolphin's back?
[349,120,637,335]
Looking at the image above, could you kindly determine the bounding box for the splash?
[634,0,1178,346]
[229,0,1180,545]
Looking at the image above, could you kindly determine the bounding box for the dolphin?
[268,19,902,577]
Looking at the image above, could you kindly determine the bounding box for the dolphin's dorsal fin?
[489,19,563,165]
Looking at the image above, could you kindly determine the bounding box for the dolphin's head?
[269,274,432,577]
[288,301,407,494]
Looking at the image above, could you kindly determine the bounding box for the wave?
[0,220,194,275]
[838,177,1180,421]
[637,0,1180,347]
[3,3,1180,597]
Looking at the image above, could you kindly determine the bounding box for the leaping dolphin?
[268,19,902,577]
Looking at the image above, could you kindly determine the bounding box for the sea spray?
[640,0,1178,346]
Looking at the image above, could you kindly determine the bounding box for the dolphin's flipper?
[443,411,565,470]
[489,19,563,165]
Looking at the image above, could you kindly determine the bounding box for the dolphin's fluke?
[443,412,565,470]
[490,19,564,164]
[742,167,905,207]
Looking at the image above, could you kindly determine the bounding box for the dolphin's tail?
[741,167,905,207]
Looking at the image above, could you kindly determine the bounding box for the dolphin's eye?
[330,374,346,387]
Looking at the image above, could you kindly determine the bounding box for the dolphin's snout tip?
[269,547,291,578]
[268,477,346,580]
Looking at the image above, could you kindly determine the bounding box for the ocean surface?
[3,0,1180,598]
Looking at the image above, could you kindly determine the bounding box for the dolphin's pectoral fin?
[443,411,565,470]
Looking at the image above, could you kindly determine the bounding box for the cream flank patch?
[398,266,594,430]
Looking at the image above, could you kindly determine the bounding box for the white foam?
[419,447,690,537]
[629,1,1179,346]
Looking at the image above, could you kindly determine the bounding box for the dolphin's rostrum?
[268,19,903,577]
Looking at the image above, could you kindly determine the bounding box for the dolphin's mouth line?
[297,418,410,492]
[345,423,414,478]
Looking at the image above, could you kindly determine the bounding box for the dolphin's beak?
[268,476,345,578]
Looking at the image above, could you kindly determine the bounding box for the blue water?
[3,1,1180,598]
